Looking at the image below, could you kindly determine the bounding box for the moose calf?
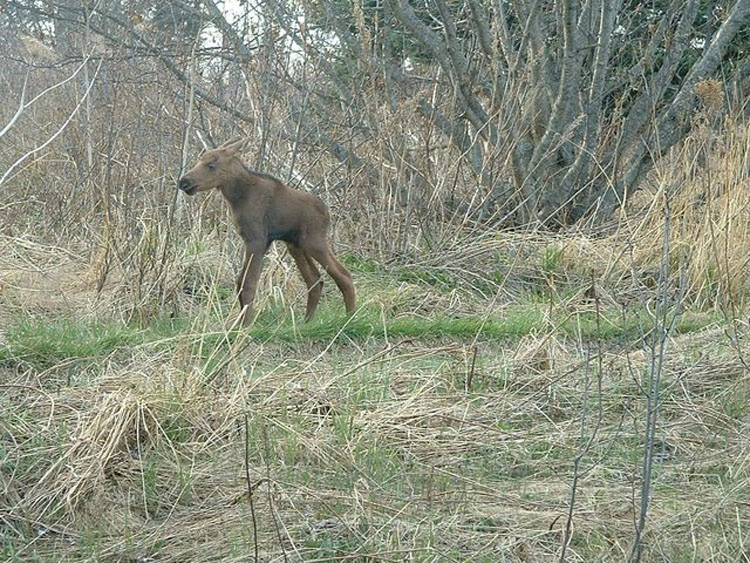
[178,138,355,326]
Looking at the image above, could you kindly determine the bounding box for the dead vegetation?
[2,7,750,560]
[2,298,749,562]
[2,158,750,560]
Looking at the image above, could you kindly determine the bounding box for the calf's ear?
[218,136,241,148]
[219,137,249,157]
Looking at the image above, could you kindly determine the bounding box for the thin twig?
[244,414,259,563]
[261,422,288,563]
[466,344,478,391]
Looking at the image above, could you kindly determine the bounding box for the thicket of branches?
[2,5,750,560]
[1,0,749,247]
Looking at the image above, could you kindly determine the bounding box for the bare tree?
[4,0,748,233]
[375,0,748,225]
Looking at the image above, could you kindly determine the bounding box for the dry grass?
[628,114,750,309]
[2,219,749,562]
[1,57,749,563]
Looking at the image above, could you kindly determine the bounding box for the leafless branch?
[0,58,102,187]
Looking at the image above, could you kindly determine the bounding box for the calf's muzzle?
[178,176,197,195]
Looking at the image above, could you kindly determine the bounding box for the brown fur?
[178,138,355,326]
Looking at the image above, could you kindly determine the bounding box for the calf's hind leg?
[285,242,323,320]
[303,238,355,314]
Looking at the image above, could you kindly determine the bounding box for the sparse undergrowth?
[2,234,749,563]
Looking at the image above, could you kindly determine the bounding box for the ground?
[1,232,749,562]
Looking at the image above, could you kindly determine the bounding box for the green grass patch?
[0,315,187,370]
[340,253,381,274]
[248,304,543,342]
[0,303,718,373]
[395,265,457,290]
[250,303,717,343]
[1,318,136,369]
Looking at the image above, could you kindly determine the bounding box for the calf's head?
[178,137,248,195]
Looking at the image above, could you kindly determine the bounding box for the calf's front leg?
[237,243,266,326]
